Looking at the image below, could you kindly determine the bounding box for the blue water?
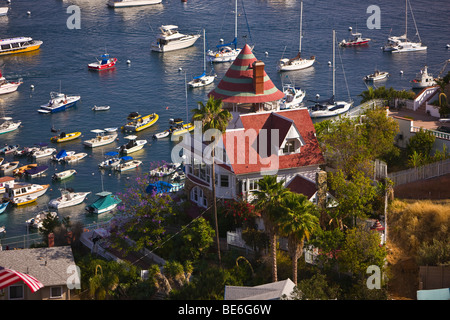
[0,0,449,243]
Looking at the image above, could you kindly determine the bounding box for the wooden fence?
[419,266,450,290]
[388,159,450,186]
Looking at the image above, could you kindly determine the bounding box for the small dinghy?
[52,169,77,181]
[64,152,87,164]
[92,105,110,111]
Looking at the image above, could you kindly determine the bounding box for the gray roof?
[0,246,77,286]
[224,279,296,300]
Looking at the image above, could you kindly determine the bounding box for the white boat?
[0,37,43,56]
[151,25,200,53]
[149,162,181,177]
[31,147,56,159]
[277,0,315,72]
[0,161,19,175]
[117,135,147,154]
[83,129,118,148]
[5,182,50,205]
[52,169,77,181]
[411,65,436,89]
[206,0,242,63]
[51,150,76,162]
[107,0,162,8]
[114,157,142,172]
[308,30,353,118]
[49,188,91,209]
[383,0,426,53]
[0,7,8,16]
[188,29,216,88]
[92,105,110,111]
[0,226,5,234]
[364,70,389,82]
[64,152,88,164]
[0,144,19,155]
[153,129,171,139]
[37,91,81,114]
[26,211,58,229]
[279,82,306,110]
[98,151,121,169]
[0,117,21,135]
[339,28,371,47]
[24,165,48,178]
[0,70,22,95]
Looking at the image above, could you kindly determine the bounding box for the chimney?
[48,233,54,247]
[252,60,265,95]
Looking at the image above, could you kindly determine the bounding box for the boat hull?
[0,41,43,56]
[151,35,200,52]
[123,114,158,132]
[0,121,21,135]
[108,0,162,7]
[308,101,353,118]
[277,57,315,72]
[38,96,81,114]
[88,58,117,71]
[49,192,90,209]
[206,48,241,63]
[0,82,22,95]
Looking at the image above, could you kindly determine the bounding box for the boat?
[170,170,186,183]
[0,144,19,155]
[122,113,159,132]
[26,210,58,229]
[153,129,171,139]
[0,202,9,215]
[31,147,56,159]
[88,53,117,71]
[0,161,19,175]
[0,70,22,95]
[83,129,118,148]
[188,29,216,88]
[92,105,110,111]
[37,88,81,114]
[364,70,389,82]
[5,182,50,204]
[382,0,426,53]
[411,65,437,89]
[150,25,201,53]
[49,188,91,209]
[64,152,88,164]
[113,156,142,172]
[0,117,21,135]
[13,195,37,206]
[85,191,121,214]
[98,151,121,169]
[279,82,306,110]
[107,0,162,8]
[118,135,147,154]
[13,164,38,176]
[0,37,43,56]
[51,150,76,162]
[25,165,48,178]
[149,162,181,177]
[127,112,140,120]
[339,28,371,47]
[104,127,118,133]
[277,0,315,71]
[0,7,8,16]
[50,131,82,143]
[167,118,195,137]
[52,169,77,181]
[146,180,184,194]
[307,30,353,118]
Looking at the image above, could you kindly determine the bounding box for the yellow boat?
[0,37,43,56]
[13,164,38,176]
[122,113,159,132]
[50,131,82,143]
[171,122,195,136]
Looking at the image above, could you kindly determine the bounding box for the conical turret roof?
[209,44,284,104]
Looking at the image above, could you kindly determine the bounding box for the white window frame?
[50,286,63,299]
[8,284,24,300]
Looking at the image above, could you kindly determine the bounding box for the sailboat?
[277,0,315,71]
[188,29,216,88]
[307,30,353,118]
[383,0,426,53]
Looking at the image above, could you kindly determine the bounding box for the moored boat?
[31,147,56,159]
[0,70,22,95]
[83,129,118,148]
[5,182,50,204]
[25,165,48,178]
[122,113,159,132]
[0,117,21,135]
[37,91,81,114]
[0,37,43,56]
[52,169,77,181]
[51,150,76,162]
[151,25,200,53]
[92,105,110,111]
[13,164,38,176]
[118,135,147,154]
[88,54,117,71]
[364,70,389,82]
[26,210,58,229]
[411,65,437,89]
[0,161,20,175]
[0,201,9,215]
[49,188,91,209]
[64,152,88,164]
[98,151,121,169]
[149,162,181,177]
[107,0,162,7]
[113,156,142,172]
[279,83,306,110]
[50,131,82,143]
[339,28,371,47]
[0,144,19,155]
[85,191,121,214]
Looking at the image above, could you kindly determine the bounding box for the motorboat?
[122,113,158,132]
[49,188,91,209]
[83,129,118,148]
[188,29,216,88]
[14,146,38,157]
[13,195,37,206]
[0,144,19,155]
[0,7,8,16]
[31,147,56,159]
[98,151,121,169]
[149,162,181,177]
[0,161,19,175]
[0,70,22,95]
[0,37,43,56]
[277,1,315,71]
[25,165,48,178]
[279,83,306,110]
[411,65,437,89]
[4,182,50,204]
[50,131,82,143]
[168,118,195,137]
[127,112,140,120]
[104,127,118,133]
[151,25,200,53]
[339,28,371,47]
[0,117,21,135]
[38,91,81,114]
[153,129,171,139]
[146,180,184,194]
[92,105,110,111]
[118,135,147,154]
[85,191,121,214]
[26,211,58,229]
[113,156,142,172]
[88,53,117,71]
[0,201,9,215]
[64,152,88,164]
[170,170,186,183]
[51,150,76,162]
[52,169,77,181]
[364,70,389,82]
[107,0,162,8]
[13,164,38,176]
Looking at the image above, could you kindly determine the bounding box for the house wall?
[0,282,70,300]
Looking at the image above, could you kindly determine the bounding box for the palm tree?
[278,192,320,284]
[251,175,290,282]
[192,96,232,266]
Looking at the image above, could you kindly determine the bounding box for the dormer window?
[283,140,296,154]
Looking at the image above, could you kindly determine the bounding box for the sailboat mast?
[299,0,303,54]
[332,30,336,97]
[185,72,188,121]
[405,0,407,39]
[234,0,238,43]
[203,29,206,72]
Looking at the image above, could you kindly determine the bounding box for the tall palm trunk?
[270,232,278,282]
[288,237,304,285]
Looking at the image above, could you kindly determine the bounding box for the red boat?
[88,53,117,71]
[339,31,371,47]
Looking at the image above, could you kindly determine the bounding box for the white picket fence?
[388,159,450,186]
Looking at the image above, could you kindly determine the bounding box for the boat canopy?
[91,194,121,210]
[121,156,133,161]
[91,129,105,134]
[146,180,174,194]
[193,71,206,80]
[216,37,237,49]
[124,135,137,140]
[55,149,67,159]
[26,165,48,175]
[105,151,119,157]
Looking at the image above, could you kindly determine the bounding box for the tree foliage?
[359,86,416,103]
